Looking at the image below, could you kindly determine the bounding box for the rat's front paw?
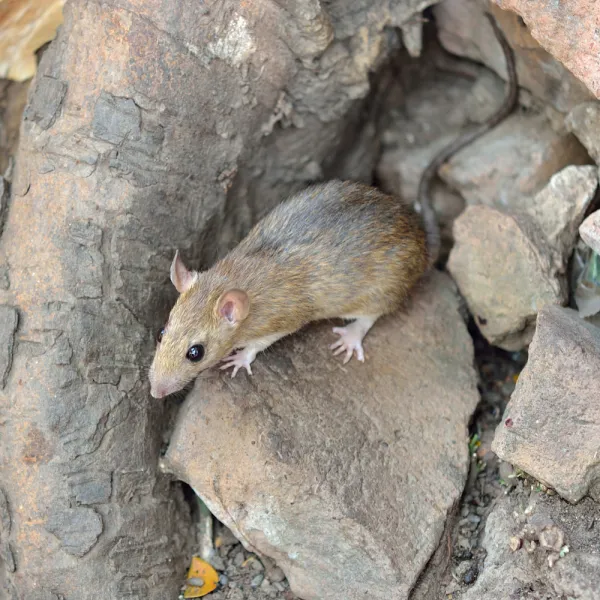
[330,324,366,364]
[220,349,255,378]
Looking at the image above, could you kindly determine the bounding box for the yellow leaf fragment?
[183,556,219,598]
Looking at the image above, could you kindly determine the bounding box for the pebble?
[210,555,226,571]
[233,550,245,567]
[250,556,265,571]
[454,560,473,580]
[463,564,478,585]
[273,582,286,592]
[268,566,286,583]
[251,573,264,588]
[219,574,229,586]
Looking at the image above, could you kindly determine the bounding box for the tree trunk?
[0,0,431,597]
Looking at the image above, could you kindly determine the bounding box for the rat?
[148,12,517,399]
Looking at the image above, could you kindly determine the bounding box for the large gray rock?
[492,306,600,503]
[448,166,597,350]
[461,489,600,600]
[438,112,590,210]
[163,272,479,600]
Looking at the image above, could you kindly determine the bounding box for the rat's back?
[232,180,429,319]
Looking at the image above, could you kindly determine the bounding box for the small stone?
[525,540,537,553]
[509,536,522,552]
[267,565,285,583]
[251,574,264,588]
[463,564,478,585]
[187,577,204,587]
[218,574,228,586]
[233,550,244,567]
[539,526,564,552]
[249,556,264,571]
[210,555,226,571]
[273,582,286,592]
[547,552,560,568]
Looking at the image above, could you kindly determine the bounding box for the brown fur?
[150,181,429,392]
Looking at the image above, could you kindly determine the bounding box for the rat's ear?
[216,289,249,325]
[170,250,196,294]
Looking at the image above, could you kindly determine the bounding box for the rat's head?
[149,251,249,398]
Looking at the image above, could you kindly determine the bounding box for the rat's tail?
[417,12,518,268]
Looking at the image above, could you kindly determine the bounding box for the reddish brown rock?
[494,0,600,99]
[435,0,594,112]
[163,273,479,600]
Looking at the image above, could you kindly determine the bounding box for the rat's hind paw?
[330,324,366,364]
[220,350,254,378]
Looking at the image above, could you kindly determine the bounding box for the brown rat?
[148,13,517,399]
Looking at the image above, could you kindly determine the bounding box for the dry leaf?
[184,556,219,598]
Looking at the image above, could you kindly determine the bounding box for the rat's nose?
[150,384,167,399]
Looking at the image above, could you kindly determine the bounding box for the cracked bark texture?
[0,0,436,597]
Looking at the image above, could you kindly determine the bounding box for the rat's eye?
[156,327,165,343]
[186,344,205,362]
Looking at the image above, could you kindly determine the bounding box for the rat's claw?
[330,325,366,364]
[220,350,254,377]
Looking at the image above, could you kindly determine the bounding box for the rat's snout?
[148,365,180,399]
[150,383,168,399]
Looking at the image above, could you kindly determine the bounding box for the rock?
[448,205,562,350]
[448,166,597,350]
[495,0,600,99]
[45,507,103,558]
[434,0,594,112]
[566,102,600,163]
[439,112,590,210]
[526,166,598,267]
[0,305,18,388]
[579,210,600,254]
[376,69,474,261]
[461,490,600,600]
[23,76,67,131]
[0,0,64,82]
[492,306,600,503]
[163,272,479,600]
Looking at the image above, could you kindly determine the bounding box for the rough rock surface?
[435,0,594,113]
[448,166,597,350]
[0,0,449,598]
[439,112,590,210]
[492,306,600,503]
[495,0,600,99]
[580,210,600,255]
[566,102,600,164]
[461,488,600,600]
[163,272,479,600]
